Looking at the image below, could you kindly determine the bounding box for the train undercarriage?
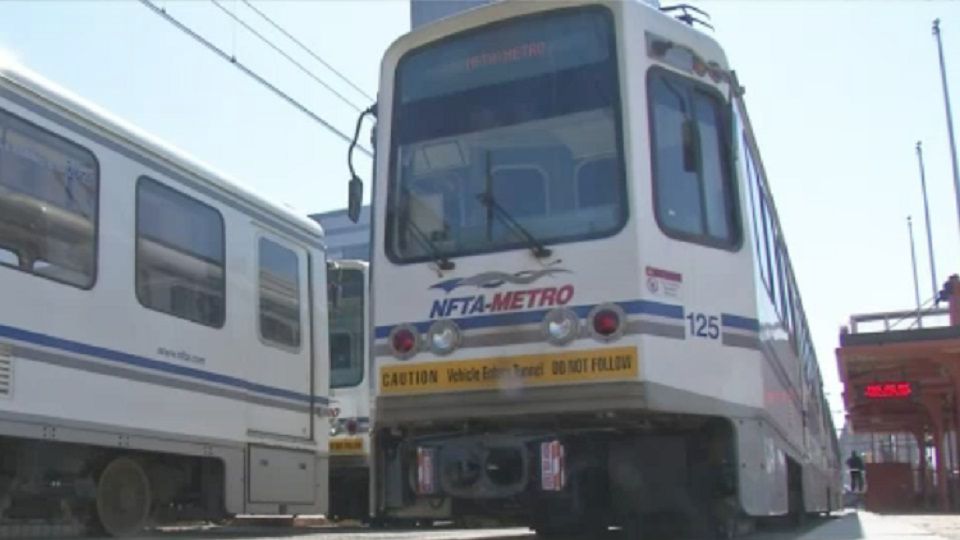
[329,457,370,521]
[0,437,227,537]
[374,411,803,539]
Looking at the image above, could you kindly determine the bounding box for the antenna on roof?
[660,4,714,31]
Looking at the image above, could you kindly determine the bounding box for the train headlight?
[589,304,626,341]
[541,308,579,345]
[428,319,461,355]
[390,324,420,359]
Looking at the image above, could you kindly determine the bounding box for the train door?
[247,230,314,439]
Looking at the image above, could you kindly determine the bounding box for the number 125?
[686,313,720,339]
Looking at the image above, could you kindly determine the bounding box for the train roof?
[0,60,325,242]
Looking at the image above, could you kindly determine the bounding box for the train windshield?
[328,266,364,388]
[386,7,625,263]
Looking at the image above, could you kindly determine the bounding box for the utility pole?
[933,19,960,249]
[916,141,938,301]
[909,217,924,328]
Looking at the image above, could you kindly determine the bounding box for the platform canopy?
[837,275,960,509]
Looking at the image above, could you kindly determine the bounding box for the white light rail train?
[326,259,371,519]
[346,0,841,537]
[0,63,330,536]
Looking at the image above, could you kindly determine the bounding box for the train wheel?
[95,457,152,538]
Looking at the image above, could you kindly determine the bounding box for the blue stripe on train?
[0,323,318,404]
[374,298,686,339]
[720,313,761,332]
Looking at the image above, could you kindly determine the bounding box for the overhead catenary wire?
[209,0,364,113]
[241,0,375,103]
[139,0,371,157]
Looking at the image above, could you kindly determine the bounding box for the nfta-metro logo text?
[429,285,574,318]
[428,269,574,319]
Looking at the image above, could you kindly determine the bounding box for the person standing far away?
[846,450,865,493]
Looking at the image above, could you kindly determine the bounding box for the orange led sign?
[864,382,913,399]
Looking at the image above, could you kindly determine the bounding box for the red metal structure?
[837,275,960,511]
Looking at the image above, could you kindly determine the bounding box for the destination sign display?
[398,8,611,104]
[864,381,913,399]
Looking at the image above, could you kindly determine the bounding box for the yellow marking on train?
[379,346,638,395]
[330,437,365,454]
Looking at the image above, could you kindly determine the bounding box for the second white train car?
[326,259,371,519]
[347,0,841,538]
[0,62,330,536]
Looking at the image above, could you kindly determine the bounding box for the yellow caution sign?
[330,437,365,454]
[380,346,638,395]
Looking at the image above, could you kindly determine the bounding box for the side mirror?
[348,176,363,223]
[346,104,376,224]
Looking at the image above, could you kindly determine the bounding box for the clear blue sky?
[2,0,959,426]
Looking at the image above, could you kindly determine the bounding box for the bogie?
[0,438,227,536]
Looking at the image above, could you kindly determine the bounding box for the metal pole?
[910,217,924,328]
[917,141,939,301]
[933,19,960,248]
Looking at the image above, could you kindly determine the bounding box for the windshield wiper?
[478,152,552,260]
[404,213,455,271]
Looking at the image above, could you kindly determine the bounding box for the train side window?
[765,212,781,316]
[328,267,364,388]
[648,69,739,248]
[791,284,804,351]
[258,237,302,349]
[743,140,772,293]
[755,169,793,331]
[778,247,792,331]
[136,177,225,328]
[780,252,793,334]
[0,107,98,288]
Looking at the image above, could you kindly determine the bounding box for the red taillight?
[592,309,620,336]
[345,419,358,435]
[392,328,417,355]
